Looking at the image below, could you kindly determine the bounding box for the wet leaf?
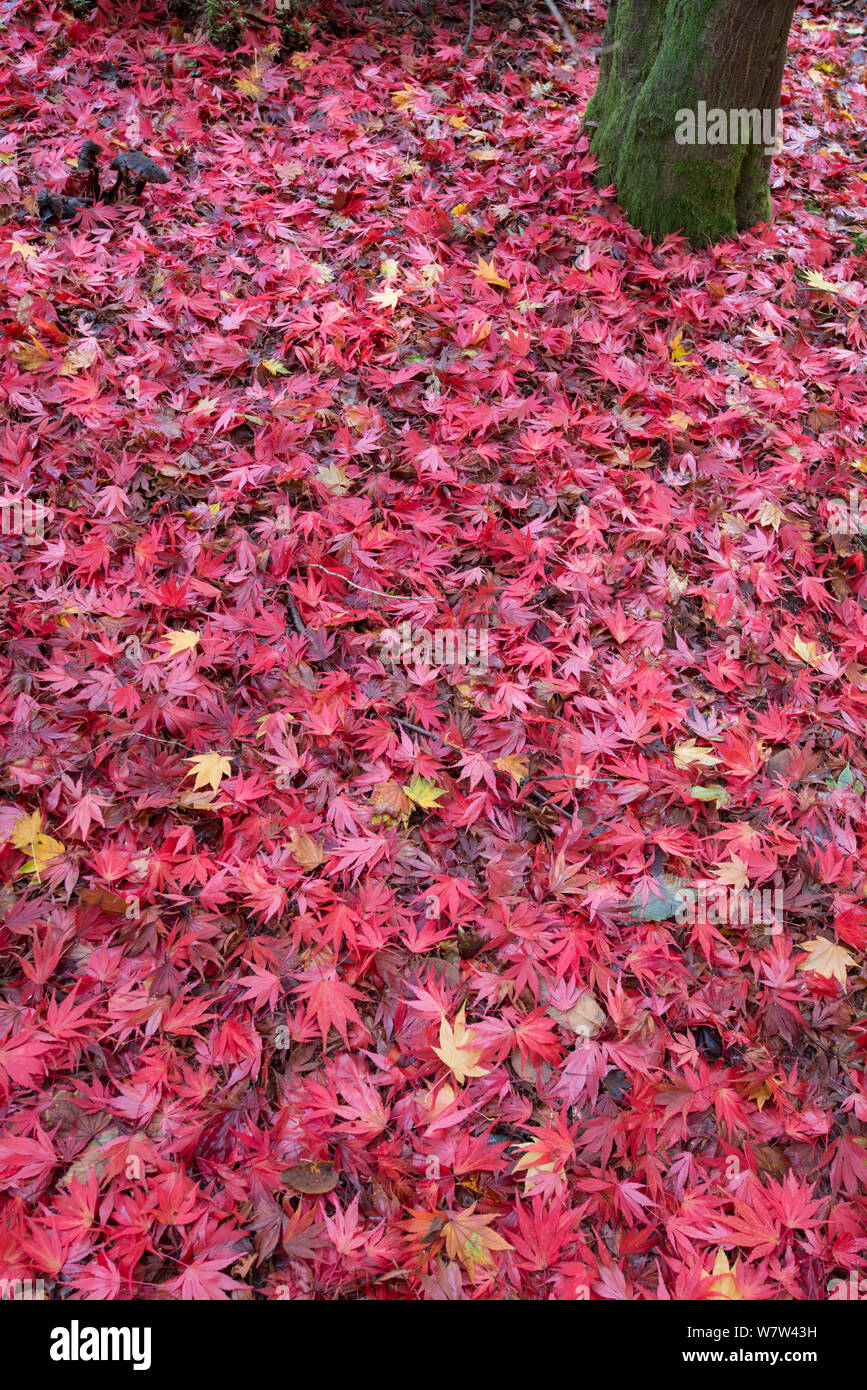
[280,1161,339,1195]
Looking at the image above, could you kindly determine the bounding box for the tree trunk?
[584,0,798,246]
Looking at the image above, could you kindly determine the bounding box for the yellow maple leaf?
[391,87,418,111]
[494,754,529,783]
[274,159,304,182]
[667,567,689,600]
[164,629,200,655]
[442,1206,512,1279]
[667,409,693,431]
[11,810,43,853]
[343,405,371,429]
[235,58,266,99]
[434,1007,488,1085]
[753,1081,773,1111]
[260,358,288,374]
[669,329,698,367]
[707,1250,744,1300]
[314,463,351,494]
[756,499,785,531]
[178,788,221,810]
[475,256,510,290]
[511,1138,560,1179]
[804,269,850,295]
[10,240,37,261]
[12,811,65,877]
[12,337,51,371]
[790,634,825,667]
[369,284,402,310]
[689,784,731,807]
[673,739,720,770]
[403,776,446,811]
[797,937,856,987]
[27,835,65,875]
[185,752,232,792]
[421,1082,457,1117]
[59,340,99,377]
[713,856,750,893]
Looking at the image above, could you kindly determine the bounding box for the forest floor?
[1,0,867,1299]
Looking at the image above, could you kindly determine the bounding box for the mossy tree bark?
[584,0,798,246]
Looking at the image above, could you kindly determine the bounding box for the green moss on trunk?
[585,0,797,246]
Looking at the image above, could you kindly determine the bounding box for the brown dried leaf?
[281,1160,339,1194]
[370,780,412,818]
[289,829,324,872]
[806,407,837,432]
[79,886,131,915]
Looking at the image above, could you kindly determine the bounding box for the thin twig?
[455,0,476,71]
[307,562,433,604]
[286,595,306,635]
[541,0,581,56]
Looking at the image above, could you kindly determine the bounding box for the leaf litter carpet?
[1,0,867,1299]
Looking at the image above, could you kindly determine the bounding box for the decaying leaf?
[547,991,605,1038]
[441,1207,513,1279]
[288,829,324,871]
[280,1161,339,1194]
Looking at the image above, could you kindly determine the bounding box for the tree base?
[584,0,797,246]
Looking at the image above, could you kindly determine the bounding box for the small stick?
[455,0,475,71]
[542,0,581,56]
[391,715,449,742]
[286,595,306,635]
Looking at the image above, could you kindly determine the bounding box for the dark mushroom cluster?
[36,189,94,228]
[76,139,103,199]
[35,140,170,227]
[107,150,170,201]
